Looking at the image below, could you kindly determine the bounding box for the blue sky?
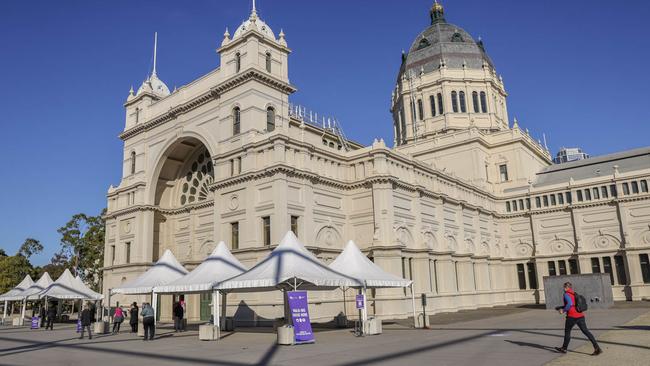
[1,0,649,265]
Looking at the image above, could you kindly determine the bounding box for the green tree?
[57,209,105,290]
[0,248,6,257]
[37,250,71,281]
[0,255,34,294]
[18,238,44,258]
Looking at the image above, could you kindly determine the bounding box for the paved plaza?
[0,303,648,366]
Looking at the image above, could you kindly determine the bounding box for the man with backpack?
[555,282,602,355]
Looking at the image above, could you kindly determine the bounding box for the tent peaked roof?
[73,276,103,300]
[0,275,34,301]
[20,272,54,300]
[329,240,412,288]
[37,269,102,300]
[112,249,189,295]
[155,242,246,294]
[217,231,363,292]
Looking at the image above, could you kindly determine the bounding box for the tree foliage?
[18,238,44,258]
[57,209,106,291]
[37,250,71,282]
[0,254,35,294]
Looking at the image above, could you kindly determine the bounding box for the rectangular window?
[518,199,524,211]
[558,260,567,275]
[125,242,131,264]
[548,261,557,276]
[603,257,614,285]
[584,189,591,201]
[506,201,511,212]
[511,201,518,212]
[558,194,564,205]
[550,195,556,206]
[437,93,444,114]
[535,197,541,208]
[641,180,648,193]
[110,245,116,266]
[591,257,601,273]
[230,159,235,176]
[527,263,538,289]
[614,255,627,285]
[568,259,579,274]
[592,187,600,200]
[262,217,271,246]
[577,190,584,202]
[237,157,242,174]
[291,216,299,236]
[417,99,424,120]
[565,191,572,204]
[543,195,549,207]
[499,164,509,182]
[640,254,650,284]
[601,186,609,198]
[622,182,630,195]
[631,181,639,194]
[429,95,436,117]
[231,222,239,250]
[525,198,531,210]
[610,184,618,197]
[516,264,527,290]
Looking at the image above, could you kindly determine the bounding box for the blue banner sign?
[356,294,365,309]
[30,316,40,329]
[287,291,315,344]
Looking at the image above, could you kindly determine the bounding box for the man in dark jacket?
[79,304,92,340]
[173,302,184,332]
[555,282,602,355]
[46,304,56,330]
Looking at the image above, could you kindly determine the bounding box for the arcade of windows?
[416,91,487,120]
[506,179,649,213]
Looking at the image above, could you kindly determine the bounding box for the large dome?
[399,4,494,79]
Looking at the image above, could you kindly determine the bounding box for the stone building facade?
[102,3,650,323]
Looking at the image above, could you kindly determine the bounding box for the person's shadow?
[505,340,561,353]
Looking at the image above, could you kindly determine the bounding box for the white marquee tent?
[217,231,363,292]
[329,240,416,331]
[37,269,103,300]
[0,275,33,319]
[11,273,53,321]
[111,249,188,316]
[155,242,246,329]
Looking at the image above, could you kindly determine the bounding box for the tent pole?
[220,292,227,331]
[20,299,26,321]
[152,291,157,323]
[362,287,368,335]
[3,300,7,319]
[342,288,347,318]
[212,290,220,330]
[107,290,112,323]
[410,284,417,328]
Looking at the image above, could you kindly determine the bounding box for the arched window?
[459,91,467,113]
[130,151,136,175]
[266,107,275,132]
[265,52,272,73]
[437,93,444,114]
[235,52,241,73]
[233,107,241,135]
[429,95,436,117]
[472,91,479,113]
[480,92,488,113]
[417,99,424,120]
[451,91,458,113]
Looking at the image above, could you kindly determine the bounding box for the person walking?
[129,302,139,333]
[79,304,92,340]
[555,282,602,355]
[112,306,125,334]
[141,303,155,341]
[173,301,184,333]
[46,304,56,330]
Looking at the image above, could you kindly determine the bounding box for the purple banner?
[76,319,82,333]
[356,294,365,309]
[30,316,40,329]
[287,291,314,344]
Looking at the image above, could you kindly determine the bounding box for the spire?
[430,1,445,24]
[250,0,258,19]
[152,32,158,77]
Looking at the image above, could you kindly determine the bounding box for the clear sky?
[1,0,649,265]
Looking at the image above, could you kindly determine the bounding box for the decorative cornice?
[105,200,215,220]
[119,90,218,141]
[214,68,297,95]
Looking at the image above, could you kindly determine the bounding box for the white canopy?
[155,242,246,294]
[20,272,54,300]
[111,249,188,295]
[36,269,103,300]
[74,276,103,300]
[329,240,412,288]
[0,275,34,301]
[217,231,363,292]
